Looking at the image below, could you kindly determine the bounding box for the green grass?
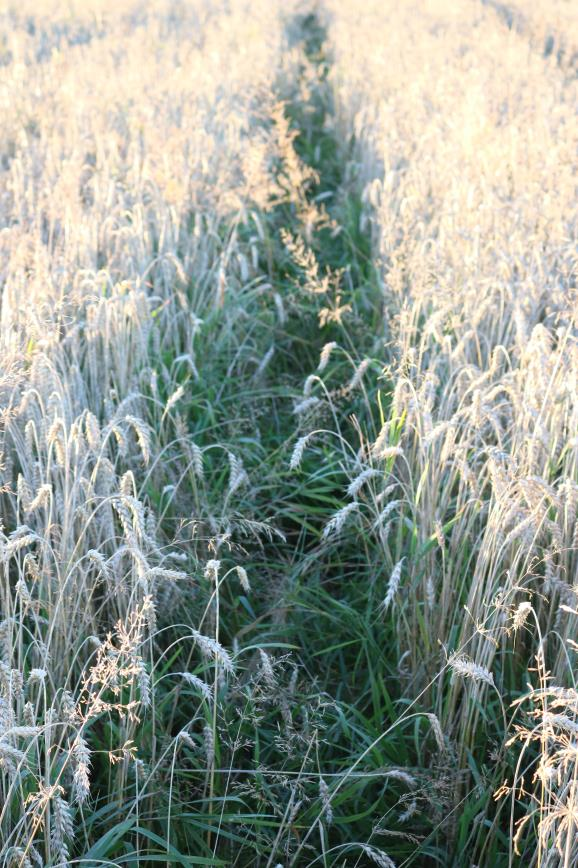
[128,13,461,866]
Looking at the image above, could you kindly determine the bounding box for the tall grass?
[0,0,576,865]
[321,0,578,863]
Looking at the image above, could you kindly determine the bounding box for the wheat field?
[0,0,576,865]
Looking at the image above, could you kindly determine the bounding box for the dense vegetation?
[0,1,576,865]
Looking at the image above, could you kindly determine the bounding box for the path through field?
[0,2,576,866]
